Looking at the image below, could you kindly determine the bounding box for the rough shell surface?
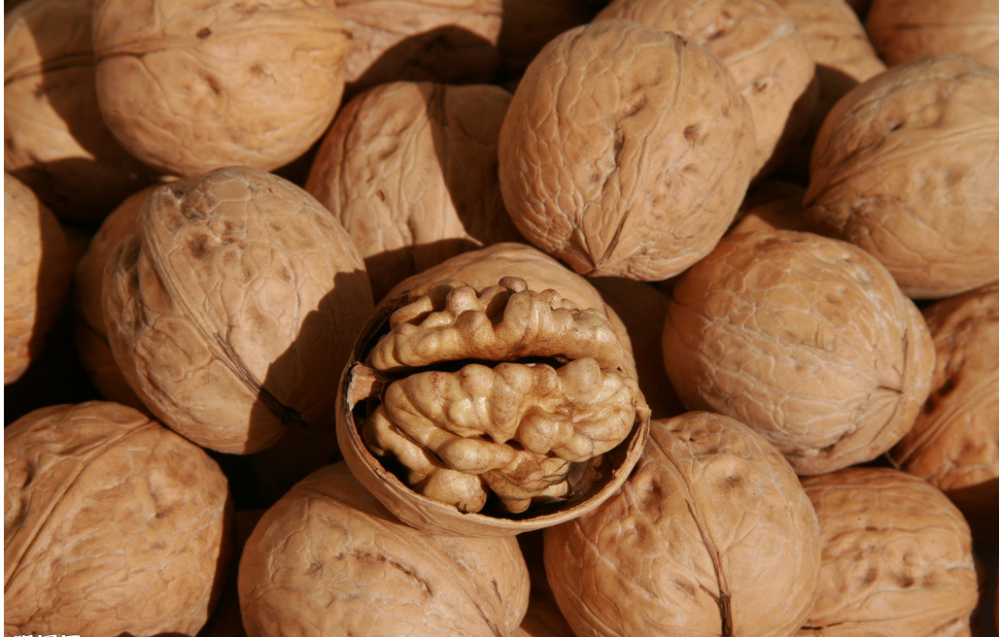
[237,461,529,637]
[4,401,233,637]
[544,412,821,637]
[804,55,999,299]
[866,0,999,69]
[102,167,374,454]
[498,19,756,280]
[662,230,935,475]
[797,467,979,636]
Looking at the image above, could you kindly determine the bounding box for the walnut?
[498,19,757,280]
[4,401,233,637]
[103,167,374,454]
[338,276,650,536]
[91,0,349,177]
[804,55,999,299]
[662,230,935,475]
[305,81,523,301]
[544,412,822,637]
[238,461,529,637]
[797,467,979,636]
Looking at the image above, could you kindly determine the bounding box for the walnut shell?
[4,401,233,637]
[103,166,374,454]
[544,412,821,637]
[797,467,979,636]
[92,0,349,177]
[237,461,529,637]
[305,81,523,301]
[498,19,756,280]
[662,230,935,475]
[804,55,999,299]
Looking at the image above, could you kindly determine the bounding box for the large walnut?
[544,412,821,637]
[662,230,935,475]
[92,0,349,176]
[804,55,999,299]
[103,167,374,454]
[238,462,529,637]
[4,401,233,637]
[498,19,756,280]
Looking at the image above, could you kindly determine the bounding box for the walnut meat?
[4,401,233,637]
[797,467,979,636]
[339,277,650,536]
[103,167,374,454]
[92,0,349,176]
[662,230,935,475]
[498,19,756,280]
[238,462,529,637]
[805,55,999,299]
[544,412,821,637]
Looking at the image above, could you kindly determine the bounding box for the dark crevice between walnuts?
[213,333,304,427]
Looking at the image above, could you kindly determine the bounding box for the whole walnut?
[92,0,349,177]
[4,172,75,385]
[238,462,529,637]
[544,412,822,637]
[797,467,979,636]
[305,81,523,301]
[498,19,757,280]
[662,230,935,475]
[4,401,233,637]
[804,55,999,299]
[103,167,374,454]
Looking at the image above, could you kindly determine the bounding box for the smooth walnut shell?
[4,401,233,637]
[797,467,979,636]
[498,19,756,280]
[305,81,523,301]
[4,172,74,385]
[92,0,349,176]
[544,412,821,637]
[804,55,999,300]
[662,230,935,475]
[103,167,374,454]
[238,461,529,637]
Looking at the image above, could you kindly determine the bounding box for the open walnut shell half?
[338,276,650,537]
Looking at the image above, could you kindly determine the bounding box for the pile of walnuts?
[4,0,997,636]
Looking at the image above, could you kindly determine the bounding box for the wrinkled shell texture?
[4,401,232,637]
[306,81,523,301]
[596,0,816,178]
[544,412,821,637]
[865,0,999,69]
[890,284,999,527]
[4,173,73,385]
[103,167,374,454]
[804,55,1000,300]
[498,19,756,280]
[797,467,979,636]
[92,0,349,176]
[662,230,935,475]
[238,462,529,637]
[3,0,160,222]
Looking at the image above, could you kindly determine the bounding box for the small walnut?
[797,467,979,636]
[4,401,233,637]
[544,412,822,637]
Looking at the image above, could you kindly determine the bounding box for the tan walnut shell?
[662,230,935,475]
[92,0,349,177]
[237,461,529,637]
[498,19,756,280]
[103,166,374,455]
[305,81,523,301]
[4,401,233,637]
[804,55,999,300]
[797,467,979,637]
[338,276,650,536]
[544,412,822,637]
